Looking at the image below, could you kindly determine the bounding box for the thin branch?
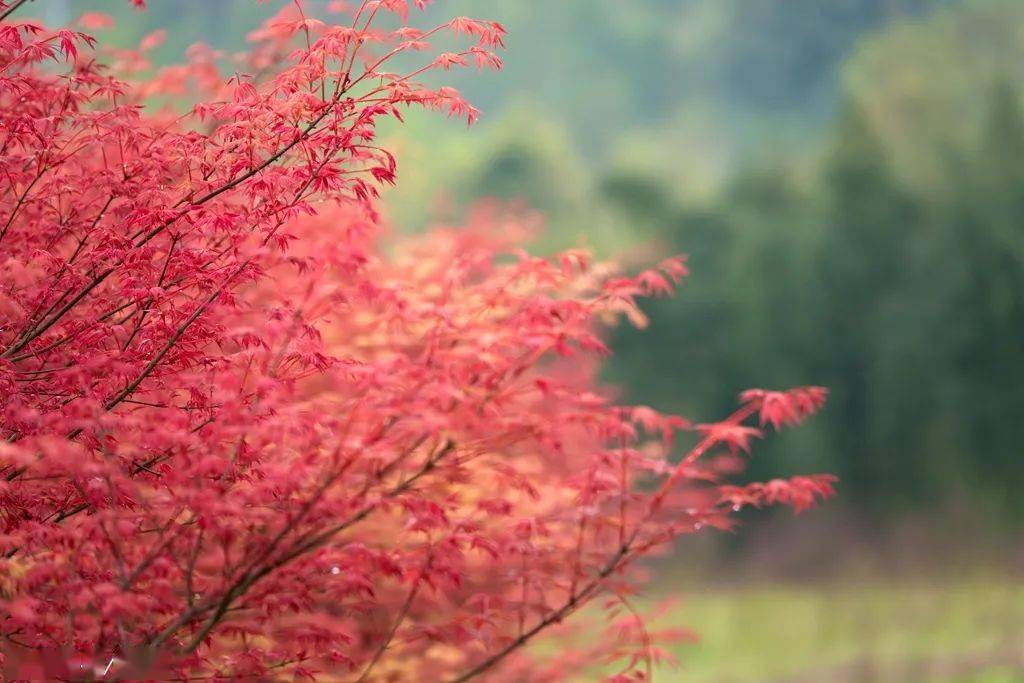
[353,549,433,683]
[149,441,454,654]
[0,0,31,24]
[445,402,765,682]
[446,541,635,683]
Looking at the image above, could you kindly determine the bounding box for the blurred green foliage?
[55,0,1024,524]
[603,3,1024,523]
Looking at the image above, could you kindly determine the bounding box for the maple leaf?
[697,422,764,454]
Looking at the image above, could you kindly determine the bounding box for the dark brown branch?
[446,535,640,683]
[0,0,31,24]
[354,549,433,683]
[148,441,454,654]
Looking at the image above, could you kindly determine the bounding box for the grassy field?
[584,580,1024,683]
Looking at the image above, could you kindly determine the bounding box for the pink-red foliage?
[0,1,834,680]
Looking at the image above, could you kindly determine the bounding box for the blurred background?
[44,0,1024,680]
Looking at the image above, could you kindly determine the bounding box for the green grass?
[576,580,1024,682]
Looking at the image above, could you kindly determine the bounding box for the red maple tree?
[0,1,835,680]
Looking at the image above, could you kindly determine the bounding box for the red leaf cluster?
[0,2,834,680]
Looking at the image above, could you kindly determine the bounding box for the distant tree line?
[607,81,1024,524]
